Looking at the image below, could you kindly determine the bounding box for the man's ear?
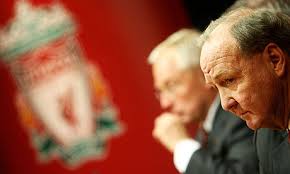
[263,43,286,77]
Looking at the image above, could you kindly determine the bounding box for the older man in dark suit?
[199,7,290,174]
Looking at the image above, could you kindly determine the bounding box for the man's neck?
[280,71,290,130]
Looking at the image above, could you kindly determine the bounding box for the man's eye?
[224,78,235,86]
[166,80,178,91]
[207,84,217,90]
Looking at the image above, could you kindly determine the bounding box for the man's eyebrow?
[211,67,240,80]
[212,69,228,80]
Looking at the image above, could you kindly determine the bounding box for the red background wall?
[0,0,191,174]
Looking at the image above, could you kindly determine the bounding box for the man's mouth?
[239,111,250,120]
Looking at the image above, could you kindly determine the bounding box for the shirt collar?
[203,95,220,132]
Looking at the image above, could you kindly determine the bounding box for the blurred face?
[200,29,288,130]
[152,56,213,124]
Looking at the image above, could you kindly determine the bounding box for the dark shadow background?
[182,0,237,31]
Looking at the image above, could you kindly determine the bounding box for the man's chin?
[245,118,261,130]
[238,112,260,130]
[180,116,192,124]
[180,114,197,124]
[182,117,204,125]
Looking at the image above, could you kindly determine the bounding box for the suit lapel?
[271,131,290,174]
[207,105,228,155]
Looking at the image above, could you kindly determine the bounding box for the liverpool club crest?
[0,0,123,168]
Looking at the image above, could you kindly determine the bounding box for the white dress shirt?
[173,95,220,173]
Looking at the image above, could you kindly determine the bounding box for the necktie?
[287,129,290,143]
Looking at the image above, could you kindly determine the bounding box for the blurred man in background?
[148,28,258,174]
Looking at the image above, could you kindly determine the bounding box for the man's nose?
[160,93,174,110]
[220,95,238,112]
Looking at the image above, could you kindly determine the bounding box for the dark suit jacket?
[256,128,290,174]
[185,104,259,174]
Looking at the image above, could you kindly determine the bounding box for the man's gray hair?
[225,0,290,16]
[148,28,201,70]
[199,8,252,48]
[200,7,290,57]
[232,8,290,56]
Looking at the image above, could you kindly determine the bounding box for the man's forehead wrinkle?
[203,38,238,68]
[204,73,213,85]
[212,68,232,80]
[205,54,236,75]
[202,56,224,74]
[201,31,239,75]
